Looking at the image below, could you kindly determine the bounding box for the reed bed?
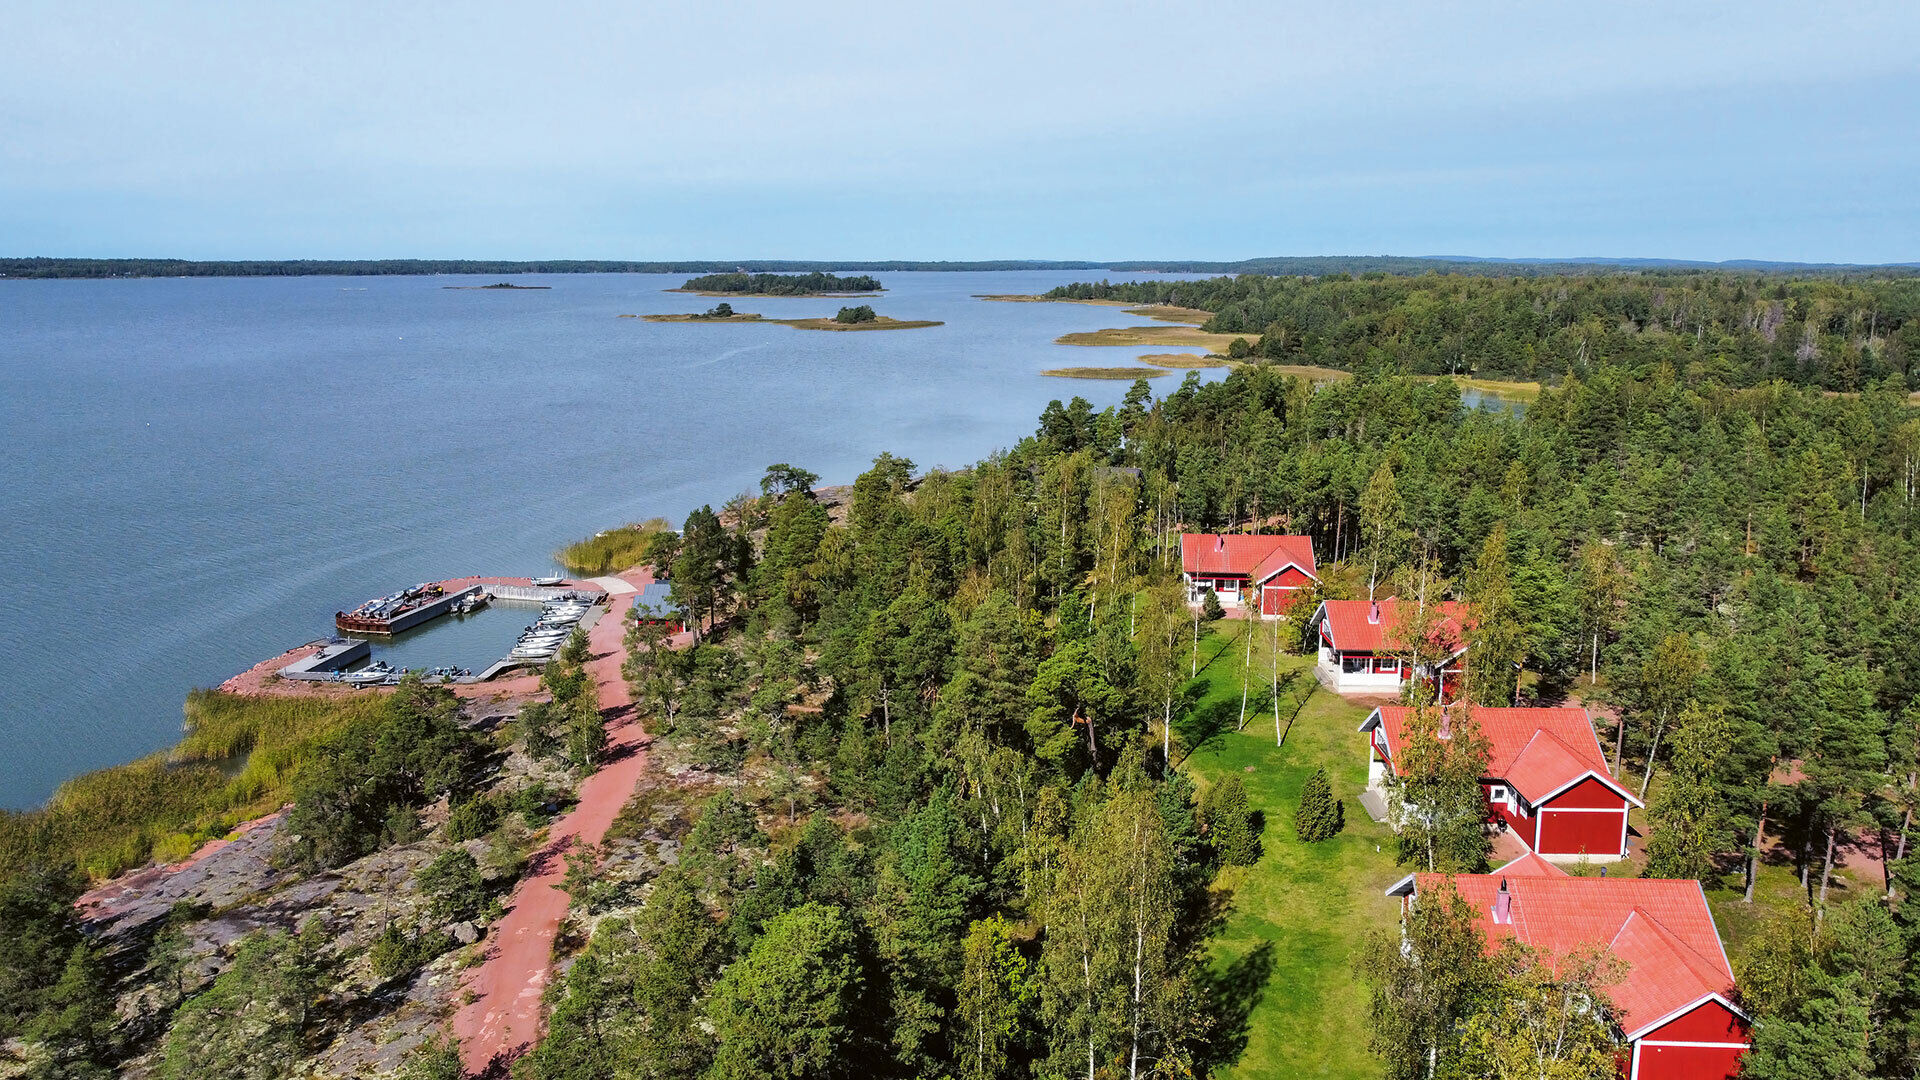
[556,518,669,576]
[0,690,383,882]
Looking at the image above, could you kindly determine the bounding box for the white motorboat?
[532,575,566,586]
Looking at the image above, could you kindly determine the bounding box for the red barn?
[1311,598,1469,698]
[1179,533,1317,617]
[1360,705,1641,860]
[1386,857,1749,1080]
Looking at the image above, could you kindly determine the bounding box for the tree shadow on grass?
[1196,940,1277,1076]
[1175,696,1240,767]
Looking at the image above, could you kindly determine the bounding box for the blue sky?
[3,1,1917,263]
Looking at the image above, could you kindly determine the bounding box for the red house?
[1311,598,1469,698]
[631,582,686,635]
[1179,533,1317,617]
[1361,705,1642,860]
[1386,856,1750,1080]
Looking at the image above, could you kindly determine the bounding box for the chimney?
[1493,878,1512,925]
[1368,601,1382,625]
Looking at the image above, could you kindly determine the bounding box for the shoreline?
[634,312,943,331]
[663,288,882,298]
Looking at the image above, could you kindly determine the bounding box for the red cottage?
[1179,533,1318,618]
[1386,856,1750,1080]
[1311,597,1468,698]
[1361,705,1641,860]
[631,582,686,635]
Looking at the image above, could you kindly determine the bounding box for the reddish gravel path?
[450,569,677,1076]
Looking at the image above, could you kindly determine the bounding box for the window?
[1372,657,1401,674]
[1342,654,1370,674]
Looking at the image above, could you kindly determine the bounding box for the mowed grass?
[1176,624,1397,1080]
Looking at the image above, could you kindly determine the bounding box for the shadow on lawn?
[1174,695,1240,767]
[1196,941,1277,1076]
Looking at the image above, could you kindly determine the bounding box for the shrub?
[833,305,877,324]
[1296,767,1344,842]
[1201,588,1225,621]
[368,922,454,981]
[416,849,486,923]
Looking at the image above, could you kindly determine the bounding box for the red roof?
[1406,870,1740,1039]
[1318,597,1468,656]
[1180,534,1317,582]
[1363,706,1634,806]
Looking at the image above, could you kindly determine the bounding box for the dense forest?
[8,256,1915,280]
[678,272,883,295]
[1048,271,1920,390]
[5,357,1920,1078]
[520,363,1920,1078]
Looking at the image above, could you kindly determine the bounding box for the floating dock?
[336,584,485,635]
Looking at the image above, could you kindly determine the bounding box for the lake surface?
[0,271,1224,808]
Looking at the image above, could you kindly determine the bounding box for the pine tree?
[1296,767,1343,842]
[1642,703,1731,880]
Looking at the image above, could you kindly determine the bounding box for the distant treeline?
[7,255,1917,281]
[679,271,883,295]
[1048,271,1920,390]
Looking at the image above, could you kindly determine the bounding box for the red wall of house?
[1633,1041,1745,1080]
[1537,808,1625,857]
[1634,1000,1748,1080]
[1548,776,1627,809]
[1649,999,1748,1043]
[1269,567,1314,588]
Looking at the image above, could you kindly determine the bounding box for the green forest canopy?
[679,271,883,295]
[1047,271,1920,390]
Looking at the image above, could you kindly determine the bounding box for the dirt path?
[450,569,676,1075]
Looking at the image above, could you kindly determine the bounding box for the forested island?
[1041,271,1920,390]
[5,271,1920,1079]
[672,272,884,296]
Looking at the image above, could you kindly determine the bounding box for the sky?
[3,1,1917,263]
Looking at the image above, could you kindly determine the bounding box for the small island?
[638,302,942,332]
[1041,366,1170,379]
[669,271,883,297]
[443,281,551,290]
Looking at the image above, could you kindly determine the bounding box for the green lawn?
[1176,624,1399,1080]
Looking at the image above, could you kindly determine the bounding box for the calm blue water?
[0,271,1221,807]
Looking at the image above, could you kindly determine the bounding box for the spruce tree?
[1296,767,1343,842]
[1201,776,1259,866]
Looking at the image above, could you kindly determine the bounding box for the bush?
[416,849,485,923]
[1295,767,1344,842]
[283,677,483,869]
[445,796,500,843]
[1201,588,1225,621]
[834,305,877,324]
[368,922,454,981]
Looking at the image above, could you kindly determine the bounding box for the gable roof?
[1407,869,1741,1040]
[1316,598,1468,656]
[633,582,679,613]
[1180,534,1317,583]
[1360,705,1638,807]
